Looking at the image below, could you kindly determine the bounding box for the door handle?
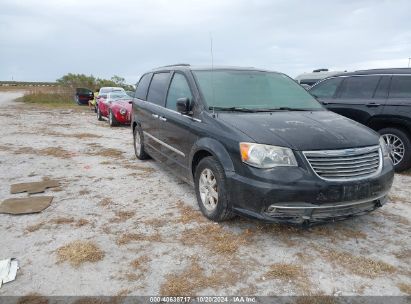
[366,103,380,107]
[151,114,159,118]
[321,101,329,105]
[159,116,167,122]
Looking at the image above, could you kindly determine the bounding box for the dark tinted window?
[147,72,170,106]
[339,76,380,99]
[374,76,391,98]
[166,73,193,111]
[135,73,152,100]
[389,76,411,98]
[309,77,342,98]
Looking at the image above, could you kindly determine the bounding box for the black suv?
[131,65,394,225]
[309,68,411,171]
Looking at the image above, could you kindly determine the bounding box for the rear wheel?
[379,127,411,172]
[97,106,103,121]
[109,110,118,127]
[194,156,234,222]
[133,126,149,160]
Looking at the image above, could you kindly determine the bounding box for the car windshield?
[109,93,128,99]
[193,70,323,111]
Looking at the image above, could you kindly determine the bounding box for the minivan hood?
[216,110,379,151]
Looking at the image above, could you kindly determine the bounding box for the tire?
[379,127,411,172]
[108,110,118,127]
[133,126,149,160]
[194,156,234,222]
[75,96,81,105]
[97,106,103,121]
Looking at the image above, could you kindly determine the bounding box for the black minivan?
[131,64,394,225]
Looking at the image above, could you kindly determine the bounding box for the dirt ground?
[0,91,410,297]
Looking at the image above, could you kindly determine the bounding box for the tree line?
[56,73,135,92]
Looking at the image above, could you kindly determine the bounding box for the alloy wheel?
[198,168,218,211]
[382,133,405,165]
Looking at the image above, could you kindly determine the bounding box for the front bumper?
[227,158,394,225]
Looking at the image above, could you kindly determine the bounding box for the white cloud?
[0,0,410,83]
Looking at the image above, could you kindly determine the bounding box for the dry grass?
[79,189,91,196]
[175,200,207,224]
[309,225,367,241]
[17,293,49,304]
[160,258,240,296]
[56,240,104,267]
[51,217,75,225]
[180,223,249,254]
[314,246,397,278]
[99,197,113,208]
[397,283,411,295]
[76,219,90,227]
[265,263,305,280]
[25,222,46,233]
[14,146,74,158]
[122,163,156,175]
[112,210,136,223]
[88,148,125,159]
[393,249,411,262]
[116,232,162,245]
[130,255,150,270]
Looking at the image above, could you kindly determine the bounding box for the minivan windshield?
[193,70,323,111]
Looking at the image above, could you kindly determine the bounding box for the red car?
[96,92,132,126]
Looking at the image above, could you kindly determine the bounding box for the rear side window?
[389,76,411,98]
[166,73,193,111]
[310,77,343,98]
[135,73,152,100]
[147,72,170,106]
[339,76,380,99]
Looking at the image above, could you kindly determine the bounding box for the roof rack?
[159,63,191,68]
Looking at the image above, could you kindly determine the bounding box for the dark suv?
[131,64,394,225]
[309,68,411,171]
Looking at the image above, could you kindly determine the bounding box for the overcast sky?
[1,0,410,84]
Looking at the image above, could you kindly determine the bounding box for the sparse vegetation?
[265,263,305,280]
[56,240,104,267]
[314,246,397,278]
[397,283,411,295]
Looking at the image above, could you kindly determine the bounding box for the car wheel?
[97,107,103,121]
[133,126,149,160]
[109,110,118,127]
[194,156,234,222]
[379,127,411,172]
[75,96,81,105]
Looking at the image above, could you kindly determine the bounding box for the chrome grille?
[303,146,382,181]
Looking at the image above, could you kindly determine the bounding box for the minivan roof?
[150,64,276,73]
[333,68,411,77]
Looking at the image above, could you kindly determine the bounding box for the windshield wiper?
[254,107,311,112]
[209,106,257,112]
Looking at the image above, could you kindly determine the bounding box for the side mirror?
[176,97,191,114]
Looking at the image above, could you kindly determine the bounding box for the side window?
[389,76,411,98]
[166,73,193,111]
[135,73,152,100]
[309,77,343,98]
[339,76,380,99]
[147,72,170,106]
[374,76,391,99]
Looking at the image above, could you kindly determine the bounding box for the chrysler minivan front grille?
[303,146,382,181]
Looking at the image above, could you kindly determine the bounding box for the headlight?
[379,137,389,158]
[239,142,298,168]
[119,108,126,115]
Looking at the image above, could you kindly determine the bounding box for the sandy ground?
[0,91,410,297]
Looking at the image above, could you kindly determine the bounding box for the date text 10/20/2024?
[149,297,257,303]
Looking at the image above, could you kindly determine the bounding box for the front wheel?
[194,156,234,222]
[109,110,118,127]
[97,106,103,121]
[379,127,411,172]
[133,126,149,160]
